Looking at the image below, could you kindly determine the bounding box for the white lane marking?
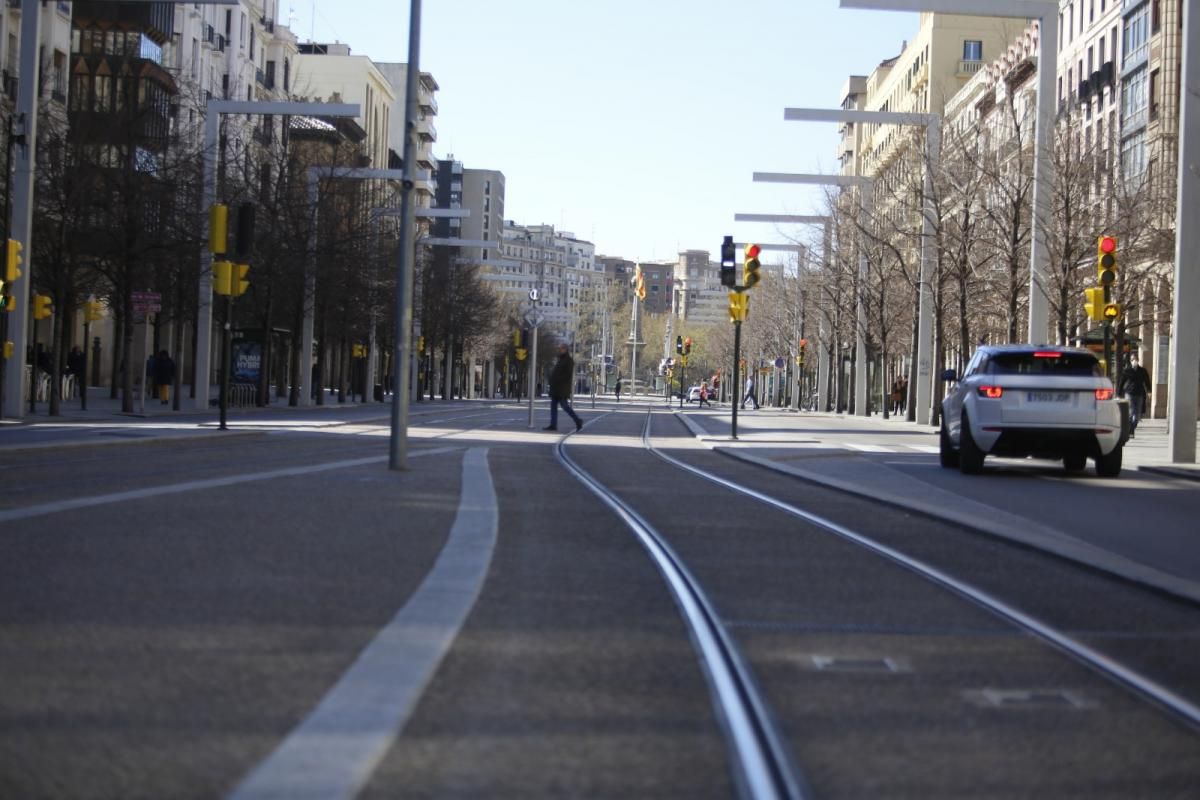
[844,444,894,453]
[906,445,941,454]
[226,447,498,800]
[0,446,463,524]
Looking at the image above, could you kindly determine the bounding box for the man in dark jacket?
[545,343,584,432]
[1120,355,1152,435]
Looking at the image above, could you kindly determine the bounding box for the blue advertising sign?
[232,340,262,384]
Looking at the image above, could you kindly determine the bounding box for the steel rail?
[555,414,809,800]
[646,410,1200,733]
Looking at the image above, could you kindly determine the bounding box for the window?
[963,40,982,61]
[1124,4,1149,68]
[1123,65,1149,130]
[1121,130,1147,184]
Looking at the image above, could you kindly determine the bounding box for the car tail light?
[978,385,1003,399]
[1033,351,1062,358]
[1095,388,1114,400]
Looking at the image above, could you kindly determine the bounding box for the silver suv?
[940,345,1124,477]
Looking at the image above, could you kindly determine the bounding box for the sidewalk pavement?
[1,385,379,424]
[693,403,1200,481]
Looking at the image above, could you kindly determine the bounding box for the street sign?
[774,357,785,369]
[529,288,540,302]
[522,309,544,328]
[131,291,162,313]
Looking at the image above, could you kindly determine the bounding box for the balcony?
[957,59,984,78]
[910,61,929,92]
[419,92,438,115]
[416,116,436,142]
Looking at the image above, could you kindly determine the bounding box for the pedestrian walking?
[67,346,85,398]
[1120,355,1152,436]
[698,380,712,408]
[890,380,903,415]
[153,350,175,405]
[614,374,621,403]
[741,375,759,410]
[544,343,584,432]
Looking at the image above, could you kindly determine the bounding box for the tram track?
[558,405,1200,797]
[557,414,810,800]
[637,409,1200,735]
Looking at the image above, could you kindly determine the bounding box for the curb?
[670,409,1200,606]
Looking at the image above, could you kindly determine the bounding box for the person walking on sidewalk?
[153,350,176,405]
[544,343,584,432]
[698,380,712,408]
[741,375,759,410]
[614,374,621,403]
[1120,356,1152,436]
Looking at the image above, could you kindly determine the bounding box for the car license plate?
[1027,391,1071,402]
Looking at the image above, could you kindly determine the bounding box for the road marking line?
[226,447,498,800]
[0,446,462,524]
[844,443,894,453]
[906,445,941,454]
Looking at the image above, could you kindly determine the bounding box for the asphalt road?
[1,399,1198,798]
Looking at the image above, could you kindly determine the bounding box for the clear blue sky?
[292,0,917,263]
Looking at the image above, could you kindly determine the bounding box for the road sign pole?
[731,320,741,440]
[527,324,538,428]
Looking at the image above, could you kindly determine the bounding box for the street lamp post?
[839,0,1059,345]
[781,108,940,426]
[752,173,873,416]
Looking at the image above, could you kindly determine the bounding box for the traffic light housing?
[683,337,692,355]
[720,235,736,288]
[1084,287,1105,321]
[675,335,683,354]
[5,238,22,282]
[84,299,105,322]
[209,204,229,255]
[634,264,646,301]
[1103,302,1122,321]
[33,293,53,320]
[743,243,762,289]
[728,291,749,322]
[213,260,232,296]
[418,335,426,354]
[1097,235,1117,286]
[232,263,250,297]
[352,343,367,358]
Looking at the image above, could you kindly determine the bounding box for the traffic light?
[5,238,22,283]
[418,335,425,354]
[1097,235,1117,286]
[1084,287,1105,321]
[683,337,692,355]
[675,335,683,354]
[720,235,736,288]
[84,299,105,322]
[728,291,749,322]
[352,343,367,358]
[634,264,646,301]
[1103,302,1122,321]
[235,203,256,259]
[209,204,228,255]
[512,330,520,347]
[33,293,53,320]
[231,263,250,297]
[213,260,232,296]
[2,341,12,359]
[798,338,807,367]
[743,243,762,289]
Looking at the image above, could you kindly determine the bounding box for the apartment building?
[458,168,505,266]
[837,75,868,176]
[293,41,395,169]
[375,62,438,207]
[856,13,1030,182]
[1,2,74,115]
[498,222,597,340]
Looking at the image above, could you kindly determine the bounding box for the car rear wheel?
[1063,452,1087,472]
[1096,445,1123,478]
[939,425,959,468]
[958,413,985,475]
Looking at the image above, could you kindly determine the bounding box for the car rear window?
[989,352,1102,376]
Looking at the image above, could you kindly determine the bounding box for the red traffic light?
[745,243,762,259]
[1099,236,1116,254]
